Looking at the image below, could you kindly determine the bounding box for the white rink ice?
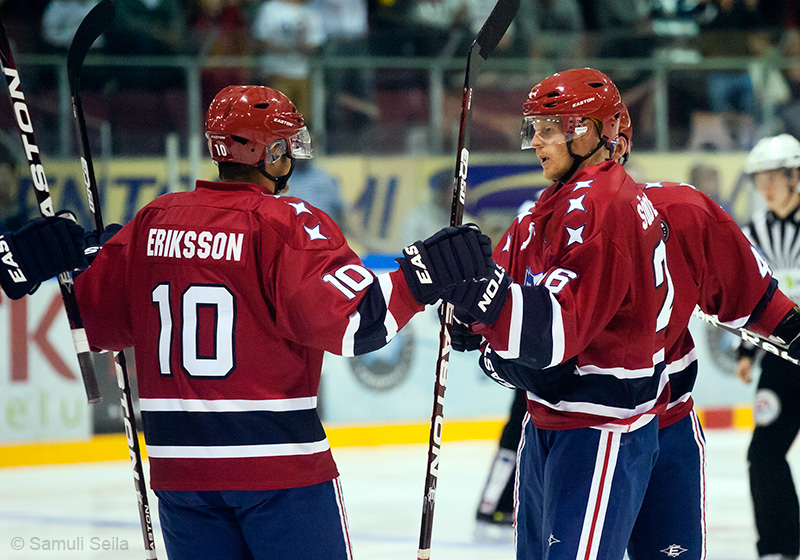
[0,429,793,559]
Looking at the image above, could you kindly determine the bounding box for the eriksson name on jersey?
[146,228,244,261]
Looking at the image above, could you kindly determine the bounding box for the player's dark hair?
[218,162,261,183]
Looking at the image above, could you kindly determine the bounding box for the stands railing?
[10,52,796,158]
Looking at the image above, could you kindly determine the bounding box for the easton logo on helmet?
[572,96,596,108]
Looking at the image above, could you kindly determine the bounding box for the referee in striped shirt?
[737,133,800,560]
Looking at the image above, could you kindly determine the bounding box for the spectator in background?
[401,171,470,245]
[104,0,187,89]
[252,0,325,124]
[311,0,371,135]
[286,158,346,227]
[689,163,733,215]
[187,0,251,109]
[41,0,100,51]
[693,0,766,149]
[516,0,584,60]
[777,29,800,141]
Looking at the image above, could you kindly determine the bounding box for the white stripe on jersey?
[664,347,697,375]
[577,430,620,560]
[525,367,669,420]
[576,348,666,380]
[377,272,399,344]
[342,311,360,357]
[146,438,330,459]
[496,283,524,360]
[139,397,317,413]
[547,290,566,368]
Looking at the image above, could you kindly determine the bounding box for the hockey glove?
[440,263,512,326]
[479,345,578,393]
[772,305,800,360]
[438,303,483,352]
[83,223,123,265]
[397,224,493,306]
[0,212,86,300]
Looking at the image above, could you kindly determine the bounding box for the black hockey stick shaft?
[417,0,518,557]
[68,3,158,559]
[116,351,159,559]
[692,307,800,366]
[0,18,101,404]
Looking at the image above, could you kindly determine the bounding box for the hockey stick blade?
[692,307,800,366]
[67,0,115,92]
[67,0,115,232]
[472,0,519,64]
[417,0,518,558]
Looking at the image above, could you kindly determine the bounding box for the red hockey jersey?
[75,180,423,491]
[642,182,794,427]
[480,161,668,430]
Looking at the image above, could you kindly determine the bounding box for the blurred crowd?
[0,0,797,154]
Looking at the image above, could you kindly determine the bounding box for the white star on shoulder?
[548,534,560,546]
[286,200,312,216]
[502,234,512,252]
[572,180,593,192]
[644,182,664,189]
[565,224,585,246]
[566,194,587,214]
[303,223,329,241]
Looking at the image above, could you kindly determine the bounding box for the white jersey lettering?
[146,228,244,262]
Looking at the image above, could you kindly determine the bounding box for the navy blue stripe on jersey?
[481,347,665,415]
[495,284,556,369]
[142,409,326,447]
[664,357,698,406]
[744,277,779,329]
[348,278,392,355]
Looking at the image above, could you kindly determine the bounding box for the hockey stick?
[68,3,158,559]
[692,307,800,366]
[0,18,101,404]
[417,0,518,558]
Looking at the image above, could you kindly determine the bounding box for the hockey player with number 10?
[70,85,497,560]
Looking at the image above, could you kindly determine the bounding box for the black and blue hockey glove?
[0,212,87,300]
[440,263,512,326]
[397,224,493,306]
[83,223,123,265]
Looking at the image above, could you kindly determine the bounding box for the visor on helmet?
[520,115,591,150]
[264,126,313,164]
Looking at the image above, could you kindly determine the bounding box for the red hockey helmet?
[520,68,622,150]
[205,85,312,167]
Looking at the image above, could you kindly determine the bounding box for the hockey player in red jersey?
[440,68,670,560]
[71,85,497,560]
[470,103,800,559]
[613,109,800,560]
